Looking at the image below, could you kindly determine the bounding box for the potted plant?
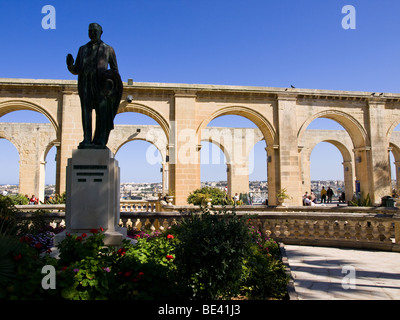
[165,190,175,205]
[276,188,292,206]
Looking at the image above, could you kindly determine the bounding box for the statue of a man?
[66,23,122,149]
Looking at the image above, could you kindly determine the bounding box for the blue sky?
[1,1,400,184]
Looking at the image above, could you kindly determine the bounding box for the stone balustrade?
[119,200,160,213]
[13,205,400,252]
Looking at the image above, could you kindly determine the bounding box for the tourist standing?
[327,187,334,203]
[320,186,327,203]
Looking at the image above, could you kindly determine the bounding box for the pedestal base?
[59,148,126,247]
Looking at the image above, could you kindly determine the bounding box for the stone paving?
[283,245,400,300]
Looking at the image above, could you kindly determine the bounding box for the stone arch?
[0,100,58,132]
[305,138,355,197]
[298,110,368,149]
[110,125,167,161]
[115,137,166,162]
[200,129,234,165]
[305,139,353,164]
[0,131,22,155]
[197,108,274,198]
[118,102,170,144]
[196,106,276,147]
[42,140,59,163]
[389,142,400,192]
[386,117,400,142]
[114,137,167,193]
[0,135,20,185]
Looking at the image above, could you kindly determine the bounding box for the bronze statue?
[66,23,123,149]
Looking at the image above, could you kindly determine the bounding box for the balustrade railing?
[13,206,400,251]
[119,200,160,213]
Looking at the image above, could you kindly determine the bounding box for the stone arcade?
[2,79,400,206]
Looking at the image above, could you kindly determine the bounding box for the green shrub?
[349,193,372,207]
[187,187,232,206]
[8,194,29,205]
[241,220,289,299]
[172,210,252,299]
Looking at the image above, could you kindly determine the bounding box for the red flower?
[19,236,32,243]
[90,228,98,234]
[76,236,83,241]
[82,233,87,238]
[117,247,126,256]
[166,255,174,261]
[138,272,144,276]
[14,253,22,261]
[35,243,42,249]
[99,227,104,232]
[124,271,132,277]
[134,234,140,239]
[167,234,174,239]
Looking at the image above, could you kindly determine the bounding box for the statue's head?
[88,23,103,43]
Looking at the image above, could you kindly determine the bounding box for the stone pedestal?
[54,148,126,246]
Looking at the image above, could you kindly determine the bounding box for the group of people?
[303,186,343,206]
[25,194,38,205]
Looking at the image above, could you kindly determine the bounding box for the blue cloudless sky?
[1,1,400,185]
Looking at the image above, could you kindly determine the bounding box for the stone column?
[366,99,392,204]
[276,94,302,206]
[353,147,370,198]
[169,90,200,205]
[342,160,354,203]
[299,146,311,193]
[228,163,249,197]
[19,151,40,201]
[57,90,82,195]
[161,162,168,194]
[18,128,42,202]
[266,145,279,205]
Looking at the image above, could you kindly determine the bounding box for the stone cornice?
[1,78,400,102]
